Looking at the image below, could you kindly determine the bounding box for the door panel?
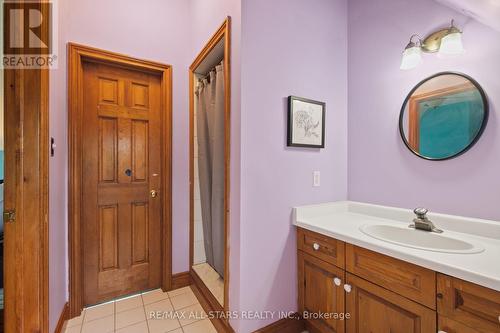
[132,202,149,265]
[346,273,436,333]
[131,82,149,108]
[98,118,118,183]
[131,120,148,182]
[82,61,162,306]
[298,251,345,333]
[99,205,118,271]
[98,77,120,105]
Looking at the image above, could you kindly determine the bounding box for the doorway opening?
[189,17,231,331]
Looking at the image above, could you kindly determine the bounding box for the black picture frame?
[287,96,326,148]
[399,72,489,161]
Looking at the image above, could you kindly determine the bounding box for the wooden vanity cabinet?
[345,273,436,333]
[297,227,500,333]
[298,251,345,333]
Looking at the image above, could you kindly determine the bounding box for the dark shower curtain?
[195,62,225,277]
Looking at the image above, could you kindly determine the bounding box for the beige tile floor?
[63,286,217,333]
[192,263,224,306]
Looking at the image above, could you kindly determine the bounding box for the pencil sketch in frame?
[287,96,325,148]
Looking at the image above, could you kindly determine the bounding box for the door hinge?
[4,210,16,223]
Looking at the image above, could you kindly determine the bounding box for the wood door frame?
[3,0,50,331]
[68,43,172,317]
[188,17,231,327]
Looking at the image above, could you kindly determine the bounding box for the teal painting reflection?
[400,73,487,160]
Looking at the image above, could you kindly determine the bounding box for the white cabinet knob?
[438,331,447,333]
[333,277,342,286]
[312,243,320,251]
[344,284,352,293]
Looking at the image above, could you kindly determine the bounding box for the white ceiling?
[435,0,500,32]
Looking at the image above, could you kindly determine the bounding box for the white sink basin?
[359,224,484,254]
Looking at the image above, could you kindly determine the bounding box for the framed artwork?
[287,96,325,148]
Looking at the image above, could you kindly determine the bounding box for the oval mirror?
[399,72,488,160]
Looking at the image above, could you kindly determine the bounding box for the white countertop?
[293,201,500,292]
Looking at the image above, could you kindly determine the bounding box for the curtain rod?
[195,60,224,81]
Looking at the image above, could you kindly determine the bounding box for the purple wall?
[238,0,348,331]
[348,0,500,221]
[49,0,191,330]
[48,0,69,330]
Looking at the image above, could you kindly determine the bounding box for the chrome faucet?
[409,208,443,233]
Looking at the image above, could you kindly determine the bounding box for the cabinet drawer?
[439,316,489,333]
[437,274,500,333]
[297,228,345,268]
[345,244,436,309]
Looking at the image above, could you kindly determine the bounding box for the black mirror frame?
[399,72,489,161]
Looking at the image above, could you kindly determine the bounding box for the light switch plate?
[313,171,320,187]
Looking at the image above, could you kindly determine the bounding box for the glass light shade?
[400,46,422,70]
[438,32,464,56]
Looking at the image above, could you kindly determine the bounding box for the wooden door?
[298,251,345,333]
[345,273,436,333]
[81,61,162,306]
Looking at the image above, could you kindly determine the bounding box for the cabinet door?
[298,251,345,333]
[345,273,436,333]
[437,274,500,333]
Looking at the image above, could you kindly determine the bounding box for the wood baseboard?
[171,271,191,290]
[190,270,235,333]
[253,314,305,333]
[54,302,69,333]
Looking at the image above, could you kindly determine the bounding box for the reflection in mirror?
[400,73,488,160]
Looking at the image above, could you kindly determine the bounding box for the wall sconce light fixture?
[400,20,464,70]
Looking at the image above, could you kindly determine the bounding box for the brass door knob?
[150,190,158,198]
